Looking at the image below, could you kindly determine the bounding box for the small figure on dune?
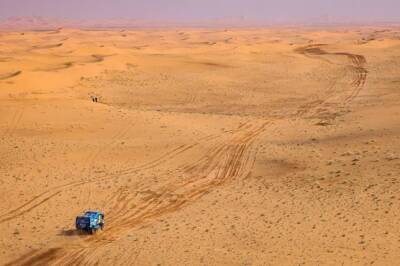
[90,95,98,103]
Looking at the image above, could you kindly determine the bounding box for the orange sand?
[1,27,400,265]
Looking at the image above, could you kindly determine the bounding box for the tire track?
[67,122,268,264]
[0,121,251,224]
[0,106,25,185]
[4,106,25,137]
[295,44,368,121]
[81,125,132,205]
[6,121,269,266]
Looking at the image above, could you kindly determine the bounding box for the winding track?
[0,121,259,224]
[295,44,368,120]
[4,120,269,266]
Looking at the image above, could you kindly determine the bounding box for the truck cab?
[75,211,105,234]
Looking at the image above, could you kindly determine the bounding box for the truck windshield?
[77,217,89,223]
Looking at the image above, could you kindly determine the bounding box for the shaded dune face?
[1,28,400,266]
[0,70,21,80]
[31,43,63,50]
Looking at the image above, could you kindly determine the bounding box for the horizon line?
[1,16,400,30]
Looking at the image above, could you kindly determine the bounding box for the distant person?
[90,95,98,103]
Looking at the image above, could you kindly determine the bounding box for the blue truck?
[75,211,105,234]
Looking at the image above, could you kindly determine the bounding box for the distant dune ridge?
[1,16,400,30]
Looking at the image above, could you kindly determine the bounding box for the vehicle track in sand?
[0,112,213,222]
[1,105,25,177]
[295,44,368,122]
[104,122,267,226]
[5,121,269,266]
[3,106,25,137]
[0,120,253,224]
[0,140,194,224]
[0,118,132,223]
[81,124,133,205]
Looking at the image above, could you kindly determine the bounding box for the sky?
[0,0,399,22]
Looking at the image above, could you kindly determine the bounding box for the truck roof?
[84,211,103,217]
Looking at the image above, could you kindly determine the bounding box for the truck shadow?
[59,229,88,236]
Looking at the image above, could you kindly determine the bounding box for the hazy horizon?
[0,0,399,22]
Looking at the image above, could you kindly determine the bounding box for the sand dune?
[1,27,400,266]
[35,62,74,72]
[0,70,21,80]
[31,43,63,50]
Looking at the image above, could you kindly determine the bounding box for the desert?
[0,26,400,265]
